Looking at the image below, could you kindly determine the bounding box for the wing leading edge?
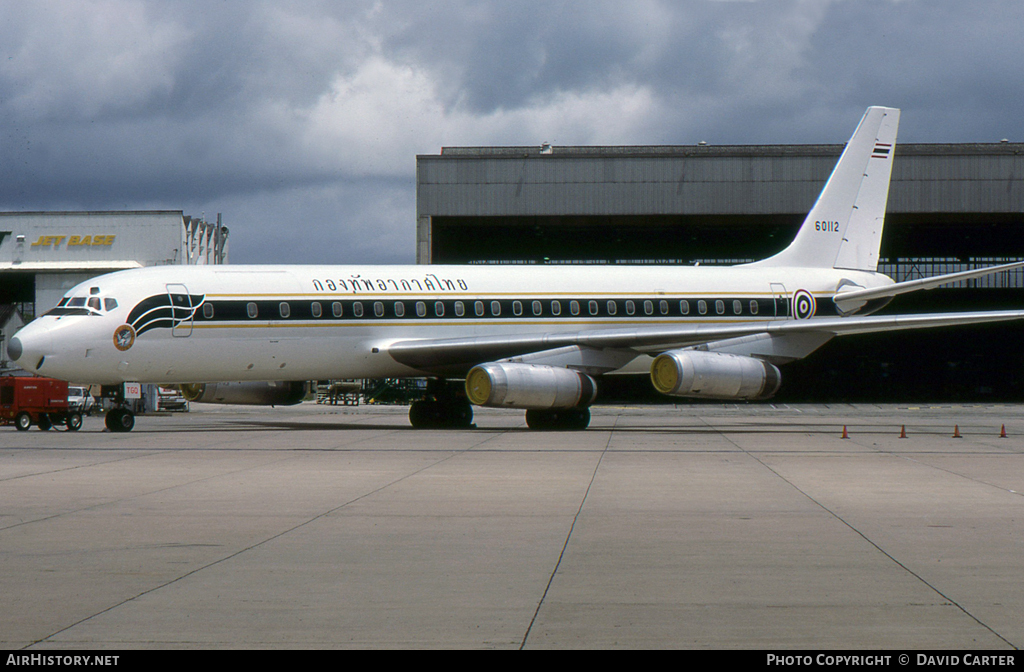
[387,309,1024,376]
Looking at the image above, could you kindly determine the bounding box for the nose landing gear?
[104,408,136,432]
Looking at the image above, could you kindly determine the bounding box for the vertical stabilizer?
[750,106,900,270]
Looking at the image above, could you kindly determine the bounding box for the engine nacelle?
[465,362,597,410]
[650,350,781,400]
[179,381,309,406]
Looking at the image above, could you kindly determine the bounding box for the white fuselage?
[11,263,890,385]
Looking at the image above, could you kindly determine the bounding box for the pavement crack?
[25,434,499,649]
[520,414,618,649]
[705,419,1017,650]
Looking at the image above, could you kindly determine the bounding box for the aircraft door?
[167,284,194,337]
[770,283,790,319]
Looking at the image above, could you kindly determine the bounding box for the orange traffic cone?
[1000,424,1007,438]
[952,425,962,438]
[841,425,849,439]
[899,425,907,439]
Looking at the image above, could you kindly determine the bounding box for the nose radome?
[7,336,22,362]
[8,326,53,371]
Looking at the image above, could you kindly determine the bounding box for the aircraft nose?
[7,336,22,362]
[9,325,53,371]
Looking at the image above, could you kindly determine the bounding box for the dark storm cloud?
[800,0,1024,142]
[0,1,1022,264]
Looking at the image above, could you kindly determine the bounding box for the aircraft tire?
[525,408,590,431]
[409,399,473,429]
[15,412,32,431]
[445,399,474,429]
[106,409,136,433]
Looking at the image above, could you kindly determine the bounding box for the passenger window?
[435,301,445,317]
[247,302,258,318]
[394,302,405,317]
[716,300,725,315]
[332,302,343,317]
[588,301,599,316]
[680,300,690,315]
[551,301,561,316]
[353,302,364,317]
[733,300,743,315]
[644,300,654,316]
[475,301,485,317]
[659,300,669,315]
[570,301,580,316]
[513,301,523,316]
[311,302,322,318]
[374,302,384,317]
[416,301,427,317]
[203,303,215,319]
[280,302,291,318]
[606,301,617,315]
[455,301,465,317]
[750,300,759,315]
[625,300,635,316]
[491,301,501,316]
[698,300,707,315]
[532,300,542,316]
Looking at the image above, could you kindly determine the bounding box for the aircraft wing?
[387,309,1024,375]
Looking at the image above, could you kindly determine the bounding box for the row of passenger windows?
[202,298,769,320]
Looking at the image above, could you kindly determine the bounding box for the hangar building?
[1,211,227,371]
[416,142,1024,401]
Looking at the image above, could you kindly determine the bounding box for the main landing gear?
[408,379,592,431]
[408,379,473,429]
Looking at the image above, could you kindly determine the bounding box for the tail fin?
[750,106,900,270]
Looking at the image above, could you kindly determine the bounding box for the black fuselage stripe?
[190,297,811,321]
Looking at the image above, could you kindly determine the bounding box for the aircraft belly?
[121,327,423,383]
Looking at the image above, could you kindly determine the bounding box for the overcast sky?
[1,0,1022,264]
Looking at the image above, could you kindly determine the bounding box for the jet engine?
[650,350,781,400]
[465,362,597,410]
[179,381,309,406]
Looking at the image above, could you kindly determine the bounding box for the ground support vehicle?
[1,377,82,431]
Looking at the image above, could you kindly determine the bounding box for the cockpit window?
[46,293,116,317]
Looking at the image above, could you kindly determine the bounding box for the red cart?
[0,377,82,431]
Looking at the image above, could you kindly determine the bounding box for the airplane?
[7,106,1024,432]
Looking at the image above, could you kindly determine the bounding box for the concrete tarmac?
[2,402,1023,649]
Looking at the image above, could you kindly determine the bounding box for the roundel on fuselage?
[792,290,816,320]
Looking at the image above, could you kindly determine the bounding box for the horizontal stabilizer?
[834,260,1024,310]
